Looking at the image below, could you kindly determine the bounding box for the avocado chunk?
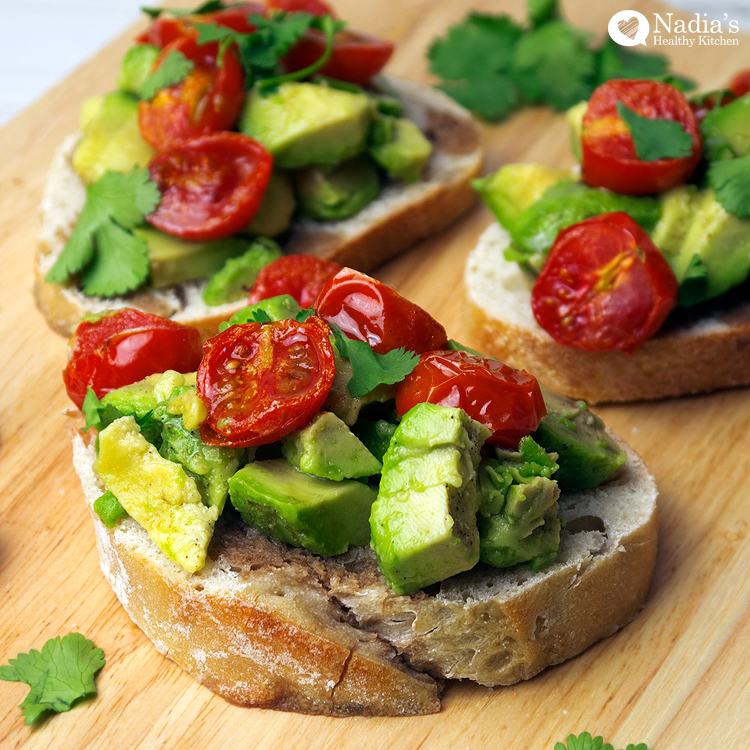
[246,170,296,237]
[370,403,490,595]
[282,411,382,481]
[650,185,699,267]
[95,416,219,573]
[295,155,381,221]
[472,163,574,233]
[100,373,162,417]
[532,386,626,493]
[229,459,376,556]
[701,93,750,161]
[477,437,561,571]
[351,418,398,463]
[93,490,128,528]
[117,44,160,95]
[566,100,587,162]
[369,117,432,182]
[201,238,283,306]
[72,91,155,184]
[239,82,372,169]
[219,294,302,331]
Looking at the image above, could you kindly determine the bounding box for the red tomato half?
[314,268,448,355]
[147,132,273,241]
[582,79,702,195]
[197,316,335,446]
[267,0,334,15]
[136,16,190,47]
[729,69,750,98]
[198,3,267,33]
[138,33,244,151]
[63,309,203,410]
[247,254,342,308]
[283,29,393,84]
[531,212,678,354]
[395,350,546,449]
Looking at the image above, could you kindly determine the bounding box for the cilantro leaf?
[141,2,225,19]
[616,101,694,161]
[139,49,194,100]
[46,169,160,297]
[82,388,122,432]
[594,37,668,84]
[439,74,520,122]
[707,154,750,218]
[0,633,105,726]
[527,0,559,28]
[554,734,613,750]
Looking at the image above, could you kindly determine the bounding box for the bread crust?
[34,77,483,338]
[71,421,657,715]
[465,224,750,403]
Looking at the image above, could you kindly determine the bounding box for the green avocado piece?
[219,294,302,331]
[229,459,376,556]
[295,155,381,221]
[117,44,160,95]
[95,416,219,573]
[246,170,296,237]
[701,93,750,161]
[351,418,398,464]
[650,185,700,268]
[201,238,283,306]
[100,373,162,417]
[132,227,252,289]
[93,490,128,528]
[472,163,574,233]
[532,386,626,493]
[369,117,432,182]
[281,411,382,481]
[566,100,587,162]
[370,403,490,595]
[240,82,372,169]
[72,91,155,184]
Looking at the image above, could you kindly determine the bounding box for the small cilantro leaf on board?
[616,101,694,161]
[46,169,160,297]
[328,325,418,398]
[708,154,750,218]
[527,0,559,28]
[595,37,669,83]
[0,633,105,726]
[553,733,648,750]
[139,49,194,100]
[439,75,520,122]
[141,1,225,19]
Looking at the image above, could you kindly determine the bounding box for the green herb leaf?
[46,169,160,297]
[527,0,559,28]
[616,101,693,161]
[141,1,224,19]
[82,388,122,432]
[139,49,194,100]
[707,154,750,218]
[439,74,520,122]
[0,633,105,726]
[594,37,669,84]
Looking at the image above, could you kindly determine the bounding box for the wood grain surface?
[2,1,749,748]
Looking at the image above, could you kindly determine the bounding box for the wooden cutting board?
[2,1,749,747]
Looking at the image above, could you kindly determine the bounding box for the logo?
[608,10,650,46]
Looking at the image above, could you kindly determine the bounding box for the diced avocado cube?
[370,403,490,595]
[72,91,155,184]
[565,100,587,162]
[282,411,382,481]
[295,155,381,221]
[651,185,700,268]
[95,416,219,573]
[246,170,296,237]
[532,386,626,493]
[93,490,128,528]
[239,82,372,169]
[369,117,433,182]
[701,93,750,161]
[201,238,283,306]
[219,294,302,331]
[117,44,160,96]
[229,459,376,556]
[100,373,162,417]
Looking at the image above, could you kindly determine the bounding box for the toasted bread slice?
[465,223,750,403]
[34,77,483,339]
[71,421,657,716]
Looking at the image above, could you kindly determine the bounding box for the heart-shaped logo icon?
[617,16,639,39]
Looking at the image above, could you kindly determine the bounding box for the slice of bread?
[34,76,483,339]
[465,223,750,403]
[71,422,657,716]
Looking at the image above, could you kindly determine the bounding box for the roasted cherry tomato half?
[531,212,678,354]
[247,254,342,308]
[283,29,393,85]
[138,33,244,150]
[395,350,546,449]
[147,132,273,241]
[136,15,190,47]
[63,309,203,410]
[314,268,448,355]
[581,79,702,195]
[267,0,334,15]
[197,3,267,33]
[197,316,335,447]
[729,69,750,98]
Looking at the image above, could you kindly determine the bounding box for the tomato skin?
[198,3,267,33]
[283,29,393,84]
[581,79,702,195]
[314,268,448,355]
[63,309,203,410]
[197,316,335,447]
[395,350,546,449]
[136,16,190,47]
[729,69,750,98]
[138,33,244,151]
[267,0,334,15]
[531,212,678,354]
[248,254,341,308]
[147,132,273,241]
